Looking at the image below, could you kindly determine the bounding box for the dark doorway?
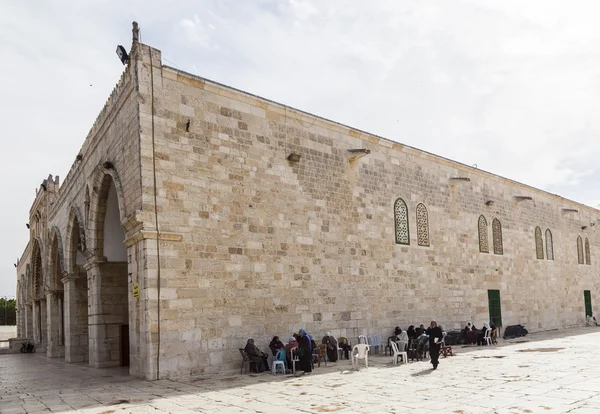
[120,324,129,367]
[488,289,503,327]
[584,290,593,318]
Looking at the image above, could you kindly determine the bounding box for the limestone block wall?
[135,44,600,378]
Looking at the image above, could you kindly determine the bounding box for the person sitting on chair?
[269,336,284,356]
[321,332,338,362]
[338,337,351,360]
[244,338,269,372]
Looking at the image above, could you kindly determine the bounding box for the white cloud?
[2,0,600,296]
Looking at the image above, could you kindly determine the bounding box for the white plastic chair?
[484,328,492,346]
[290,347,300,374]
[390,340,408,365]
[331,336,342,360]
[358,335,368,345]
[368,335,379,353]
[352,344,370,370]
[376,334,385,354]
[441,331,447,347]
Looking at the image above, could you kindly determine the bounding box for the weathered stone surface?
[13,38,600,380]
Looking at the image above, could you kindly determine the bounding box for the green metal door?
[584,290,593,317]
[488,290,503,327]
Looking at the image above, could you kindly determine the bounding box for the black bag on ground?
[503,324,528,340]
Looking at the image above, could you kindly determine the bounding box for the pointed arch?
[492,218,503,255]
[535,227,544,259]
[31,238,44,301]
[48,226,65,290]
[66,207,88,274]
[478,215,489,253]
[577,236,584,264]
[394,197,410,245]
[545,229,553,260]
[89,164,127,257]
[416,203,429,247]
[585,237,591,265]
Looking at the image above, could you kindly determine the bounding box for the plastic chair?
[315,344,327,367]
[239,348,256,374]
[385,336,396,356]
[271,349,287,375]
[484,328,492,346]
[358,335,368,345]
[352,344,370,370]
[290,347,300,374]
[390,340,408,365]
[338,337,350,360]
[375,334,385,354]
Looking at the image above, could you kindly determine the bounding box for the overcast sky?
[2,0,600,297]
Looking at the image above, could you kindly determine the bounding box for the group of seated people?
[392,325,433,358]
[462,321,498,345]
[243,330,353,374]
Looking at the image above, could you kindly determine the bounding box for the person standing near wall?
[426,320,443,370]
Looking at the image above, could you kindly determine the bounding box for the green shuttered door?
[488,289,502,327]
[584,290,593,317]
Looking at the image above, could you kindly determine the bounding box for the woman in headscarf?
[298,329,313,374]
[269,336,284,356]
[477,322,490,346]
[396,328,409,342]
[285,336,299,369]
[244,338,269,372]
[321,332,338,362]
[394,326,402,337]
[407,325,417,340]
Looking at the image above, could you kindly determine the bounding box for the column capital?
[61,273,81,285]
[83,256,107,271]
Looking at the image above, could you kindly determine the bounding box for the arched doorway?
[47,230,66,358]
[31,240,46,352]
[64,209,89,363]
[89,173,129,368]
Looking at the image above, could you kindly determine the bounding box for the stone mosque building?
[14,24,600,380]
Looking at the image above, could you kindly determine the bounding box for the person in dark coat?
[321,332,338,362]
[426,320,443,370]
[298,329,313,375]
[407,325,417,340]
[244,338,269,372]
[269,336,284,356]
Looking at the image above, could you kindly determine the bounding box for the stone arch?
[31,238,45,300]
[88,164,127,257]
[48,226,66,290]
[66,207,88,274]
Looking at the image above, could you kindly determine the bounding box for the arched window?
[577,236,584,264]
[585,237,591,265]
[545,229,553,260]
[394,198,410,245]
[492,218,503,255]
[535,227,544,259]
[416,203,429,247]
[478,215,489,253]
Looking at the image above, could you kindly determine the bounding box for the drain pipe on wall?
[148,45,162,380]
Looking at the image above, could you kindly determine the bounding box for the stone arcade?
[14,25,600,379]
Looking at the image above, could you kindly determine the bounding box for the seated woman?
[269,336,284,356]
[477,323,490,345]
[338,337,351,360]
[321,332,338,362]
[285,336,299,369]
[407,325,417,340]
[244,338,269,373]
[394,326,402,337]
[396,328,409,343]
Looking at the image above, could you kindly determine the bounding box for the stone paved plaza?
[2,327,600,413]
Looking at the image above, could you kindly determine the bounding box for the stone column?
[85,257,129,368]
[32,301,40,344]
[62,273,89,363]
[24,304,32,338]
[46,291,61,358]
